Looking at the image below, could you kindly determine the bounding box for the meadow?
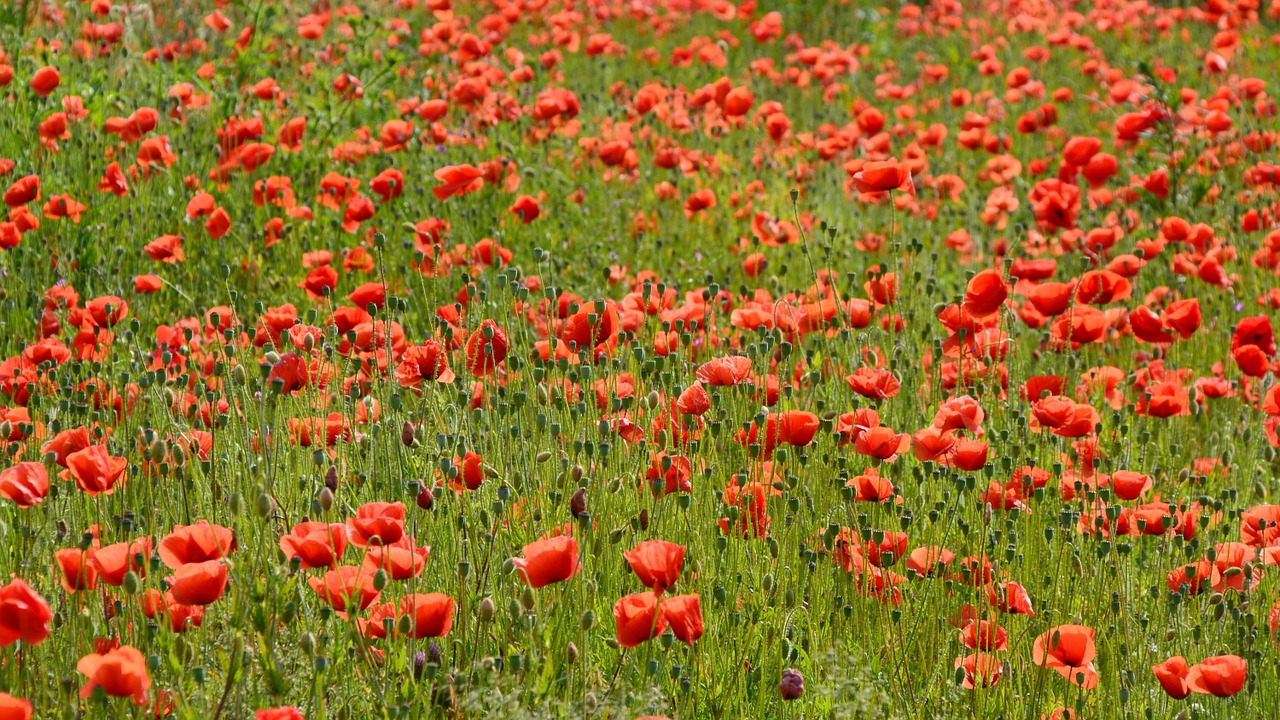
[0,0,1279,717]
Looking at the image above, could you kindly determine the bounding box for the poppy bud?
[255,492,275,518]
[479,597,495,622]
[570,488,587,518]
[422,481,442,509]
[520,586,536,611]
[325,466,339,491]
[536,451,552,463]
[402,421,417,447]
[397,614,413,636]
[566,641,579,662]
[779,668,804,700]
[299,632,316,656]
[123,571,140,595]
[148,439,166,462]
[317,487,334,511]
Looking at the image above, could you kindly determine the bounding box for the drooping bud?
[779,668,804,700]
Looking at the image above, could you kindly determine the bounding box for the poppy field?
[5,0,1280,717]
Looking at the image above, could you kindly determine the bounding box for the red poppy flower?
[955,652,1002,689]
[361,536,430,580]
[142,588,205,633]
[166,560,229,606]
[0,462,48,508]
[346,502,406,548]
[513,535,580,589]
[257,708,304,720]
[432,164,484,200]
[159,520,236,568]
[613,591,667,648]
[1032,624,1098,688]
[1187,655,1247,697]
[695,356,753,386]
[90,537,152,586]
[307,566,379,612]
[963,269,1008,318]
[0,693,31,719]
[395,593,455,638]
[854,426,909,461]
[64,445,128,496]
[624,539,685,592]
[465,320,509,375]
[280,521,347,569]
[77,645,150,705]
[0,579,52,648]
[1153,656,1190,699]
[960,620,1008,651]
[29,66,60,97]
[54,548,98,593]
[852,160,915,195]
[661,594,703,644]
